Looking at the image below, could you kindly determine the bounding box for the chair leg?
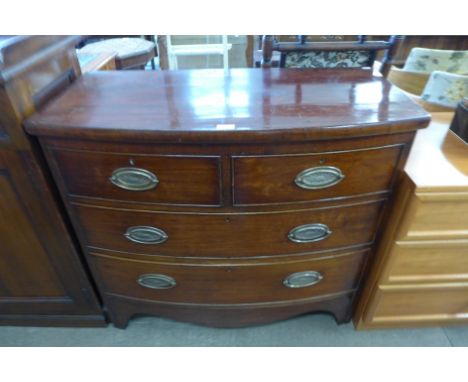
[144,35,157,70]
[157,36,170,70]
[261,35,274,68]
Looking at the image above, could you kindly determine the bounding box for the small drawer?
[49,149,221,206]
[74,199,384,258]
[232,145,403,205]
[401,195,468,241]
[366,284,468,325]
[90,250,367,304]
[383,241,468,284]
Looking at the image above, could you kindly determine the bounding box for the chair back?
[403,47,468,74]
[261,35,404,77]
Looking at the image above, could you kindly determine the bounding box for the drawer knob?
[124,226,168,244]
[283,271,323,288]
[295,166,345,190]
[288,223,332,243]
[110,167,159,191]
[137,274,176,290]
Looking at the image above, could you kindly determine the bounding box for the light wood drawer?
[90,250,367,305]
[401,194,468,241]
[383,241,468,284]
[232,145,403,205]
[74,199,384,258]
[365,284,468,325]
[48,149,222,206]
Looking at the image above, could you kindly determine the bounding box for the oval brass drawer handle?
[137,274,176,290]
[288,223,332,243]
[283,271,323,288]
[110,167,159,191]
[295,166,345,190]
[124,226,168,244]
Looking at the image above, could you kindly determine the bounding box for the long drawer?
[383,241,468,284]
[399,193,468,241]
[48,149,222,206]
[74,199,384,258]
[366,284,468,325]
[90,249,368,304]
[232,145,403,205]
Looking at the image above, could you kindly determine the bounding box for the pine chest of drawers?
[355,113,468,328]
[24,69,430,328]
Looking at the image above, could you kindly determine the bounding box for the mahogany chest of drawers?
[25,68,430,328]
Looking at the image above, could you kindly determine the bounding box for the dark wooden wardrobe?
[0,36,105,326]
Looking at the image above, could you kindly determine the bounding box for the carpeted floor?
[1,313,467,346]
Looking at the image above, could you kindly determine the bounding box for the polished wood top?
[25,69,429,143]
[405,112,468,190]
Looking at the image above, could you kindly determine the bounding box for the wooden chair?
[249,35,348,68]
[261,35,404,77]
[78,36,157,70]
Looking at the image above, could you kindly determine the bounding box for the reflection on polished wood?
[25,69,429,142]
[355,112,468,329]
[25,68,429,328]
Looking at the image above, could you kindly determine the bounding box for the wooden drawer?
[365,284,468,326]
[48,149,221,206]
[401,194,468,241]
[232,145,403,205]
[383,241,468,284]
[75,199,384,258]
[90,249,367,304]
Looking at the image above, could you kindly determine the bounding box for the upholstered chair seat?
[421,71,468,108]
[79,38,156,70]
